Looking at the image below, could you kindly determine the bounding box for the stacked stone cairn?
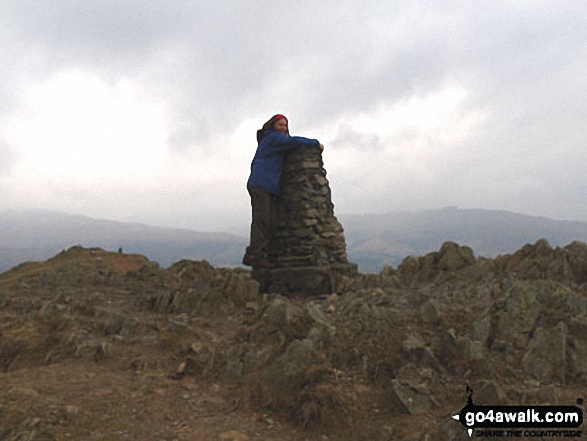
[252,145,358,294]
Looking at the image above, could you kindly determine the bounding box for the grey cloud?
[4,1,585,136]
[1,1,192,58]
[330,124,385,151]
[1,0,586,223]
[0,138,17,175]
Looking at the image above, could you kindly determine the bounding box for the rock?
[168,259,215,285]
[217,271,259,307]
[245,301,259,315]
[189,342,204,354]
[93,308,137,336]
[469,315,491,343]
[403,334,426,353]
[402,334,441,369]
[307,324,335,349]
[222,343,274,381]
[242,346,273,375]
[397,256,421,283]
[536,384,559,404]
[492,281,542,346]
[458,337,485,361]
[438,419,471,441]
[388,379,435,415]
[563,241,587,284]
[377,425,397,441]
[437,242,475,271]
[223,343,247,381]
[420,300,440,325]
[395,363,437,395]
[261,339,314,408]
[476,380,507,404]
[523,384,559,405]
[264,296,304,330]
[567,317,587,382]
[306,302,333,328]
[521,322,566,383]
[176,361,187,376]
[93,341,109,362]
[443,329,458,346]
[536,281,587,315]
[397,242,475,283]
[498,239,587,285]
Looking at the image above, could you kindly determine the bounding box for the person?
[243,114,324,269]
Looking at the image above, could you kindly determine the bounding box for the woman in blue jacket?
[243,114,324,269]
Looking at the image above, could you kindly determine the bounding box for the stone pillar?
[252,145,358,294]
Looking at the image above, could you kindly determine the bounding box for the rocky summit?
[0,240,586,440]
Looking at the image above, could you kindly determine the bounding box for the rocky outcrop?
[495,239,587,284]
[150,260,260,314]
[1,241,586,439]
[227,240,587,436]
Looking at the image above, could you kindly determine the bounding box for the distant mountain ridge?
[1,208,587,274]
[0,209,247,273]
[339,208,587,272]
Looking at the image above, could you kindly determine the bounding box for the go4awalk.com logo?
[452,386,584,438]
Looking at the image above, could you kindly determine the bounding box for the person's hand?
[318,143,324,152]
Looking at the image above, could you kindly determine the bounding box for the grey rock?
[565,317,587,382]
[493,281,542,346]
[403,334,426,353]
[307,324,335,349]
[263,296,303,329]
[476,380,507,405]
[523,384,559,405]
[469,315,491,343]
[438,420,471,441]
[223,343,247,380]
[458,337,485,361]
[420,300,440,325]
[377,425,397,441]
[437,242,475,271]
[218,271,259,307]
[261,339,314,408]
[93,308,137,336]
[306,302,332,328]
[521,322,566,383]
[388,379,435,415]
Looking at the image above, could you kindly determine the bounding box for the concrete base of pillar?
[252,263,358,295]
[330,262,359,277]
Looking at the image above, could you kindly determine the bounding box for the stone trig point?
[252,146,358,294]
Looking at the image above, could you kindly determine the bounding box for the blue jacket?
[247,129,320,195]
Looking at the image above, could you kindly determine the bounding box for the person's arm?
[267,132,320,153]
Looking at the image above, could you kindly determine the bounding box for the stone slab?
[252,266,333,295]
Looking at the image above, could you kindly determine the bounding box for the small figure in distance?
[242,114,324,270]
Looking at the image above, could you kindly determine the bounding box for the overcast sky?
[1,1,586,233]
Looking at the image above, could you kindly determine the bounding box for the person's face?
[272,118,288,134]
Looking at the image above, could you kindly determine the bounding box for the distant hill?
[2,208,587,274]
[339,208,587,272]
[0,209,247,273]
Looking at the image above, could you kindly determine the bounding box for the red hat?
[257,114,289,142]
[262,114,288,131]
